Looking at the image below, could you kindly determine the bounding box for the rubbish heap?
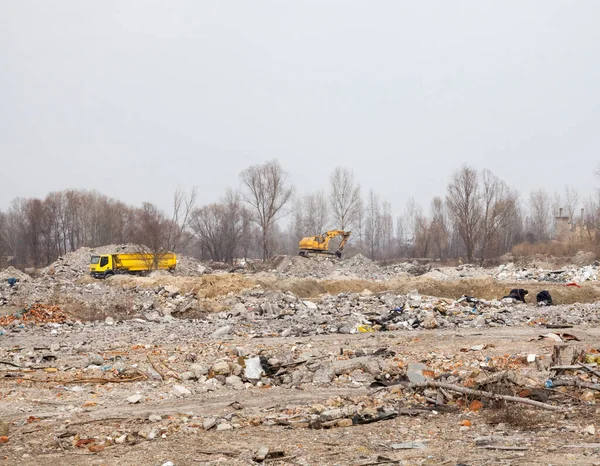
[0,303,69,326]
[494,262,599,283]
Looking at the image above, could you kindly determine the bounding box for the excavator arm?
[337,232,351,253]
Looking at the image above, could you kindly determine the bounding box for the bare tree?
[289,197,305,251]
[354,197,365,249]
[403,199,430,258]
[135,202,170,268]
[429,196,449,260]
[304,190,329,234]
[584,170,600,241]
[412,211,430,258]
[221,190,249,263]
[478,170,518,263]
[167,187,197,252]
[190,204,223,261]
[446,166,482,263]
[364,190,381,259]
[403,197,419,247]
[528,189,552,242]
[380,201,394,256]
[291,191,329,242]
[191,189,249,263]
[330,166,361,229]
[0,211,9,266]
[395,216,407,257]
[240,160,294,260]
[584,193,600,241]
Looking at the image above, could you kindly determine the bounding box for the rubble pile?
[0,303,68,326]
[42,244,142,279]
[326,253,392,280]
[422,264,488,281]
[0,316,597,430]
[2,249,600,464]
[494,262,599,283]
[231,289,600,336]
[0,276,203,324]
[171,254,211,276]
[0,266,32,282]
[383,261,432,277]
[4,263,600,332]
[274,253,412,280]
[272,255,600,284]
[0,321,564,395]
[273,254,338,278]
[40,244,211,280]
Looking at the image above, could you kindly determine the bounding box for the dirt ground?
[2,325,600,466]
[103,273,600,304]
[2,262,600,466]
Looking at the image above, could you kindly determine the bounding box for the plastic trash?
[357,324,374,333]
[585,354,600,364]
[544,379,553,388]
[503,289,528,303]
[244,357,263,380]
[456,295,479,304]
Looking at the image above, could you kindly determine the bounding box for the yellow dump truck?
[90,252,177,279]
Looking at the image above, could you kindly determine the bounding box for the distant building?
[555,208,586,242]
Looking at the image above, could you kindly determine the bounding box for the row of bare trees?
[1,161,598,268]
[0,189,200,268]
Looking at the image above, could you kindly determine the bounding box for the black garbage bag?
[536,290,553,306]
[503,288,528,303]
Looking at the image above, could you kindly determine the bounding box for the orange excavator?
[298,230,351,258]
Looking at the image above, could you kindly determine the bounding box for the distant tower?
[554,207,571,241]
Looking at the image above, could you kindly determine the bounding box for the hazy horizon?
[2,1,599,216]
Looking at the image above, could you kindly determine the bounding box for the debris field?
[1,247,600,465]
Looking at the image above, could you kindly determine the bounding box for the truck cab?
[90,255,114,278]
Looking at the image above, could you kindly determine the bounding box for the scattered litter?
[127,394,143,404]
[534,333,580,343]
[389,442,427,450]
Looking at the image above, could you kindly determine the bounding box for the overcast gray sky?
[1,1,599,217]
